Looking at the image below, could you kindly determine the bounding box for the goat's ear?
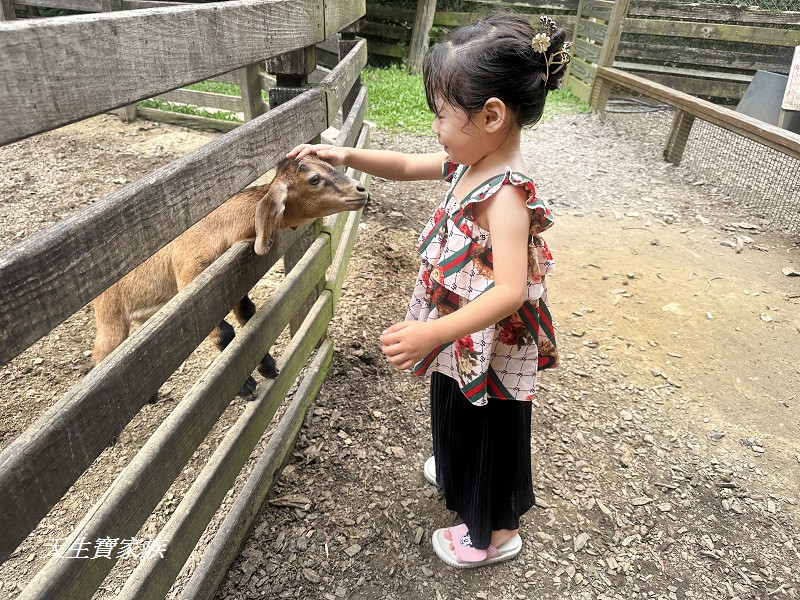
[254,180,287,255]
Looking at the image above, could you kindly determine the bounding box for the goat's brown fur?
[92,156,368,370]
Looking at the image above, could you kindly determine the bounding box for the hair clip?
[541,41,573,85]
[539,16,557,33]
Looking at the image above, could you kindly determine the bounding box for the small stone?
[573,532,590,552]
[344,544,361,557]
[631,497,654,506]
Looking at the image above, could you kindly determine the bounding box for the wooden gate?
[0,1,371,597]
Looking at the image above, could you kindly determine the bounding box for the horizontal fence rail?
[0,0,365,144]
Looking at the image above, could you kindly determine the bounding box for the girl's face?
[431,99,485,165]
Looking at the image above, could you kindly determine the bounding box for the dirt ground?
[0,110,798,600]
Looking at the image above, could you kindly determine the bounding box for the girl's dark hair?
[422,14,569,127]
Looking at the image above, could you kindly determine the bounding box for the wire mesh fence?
[600,81,800,235]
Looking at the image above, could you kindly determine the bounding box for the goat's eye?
[309,174,322,186]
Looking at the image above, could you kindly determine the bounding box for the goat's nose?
[357,184,366,193]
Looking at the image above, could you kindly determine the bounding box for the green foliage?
[362,66,592,136]
[541,89,593,121]
[185,80,270,102]
[185,81,241,96]
[362,67,433,136]
[136,99,243,123]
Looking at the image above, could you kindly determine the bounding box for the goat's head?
[254,155,369,255]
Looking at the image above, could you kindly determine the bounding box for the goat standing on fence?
[91,156,368,400]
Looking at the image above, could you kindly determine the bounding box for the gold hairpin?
[531,18,572,86]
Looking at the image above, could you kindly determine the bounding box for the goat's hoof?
[238,377,258,401]
[257,354,279,379]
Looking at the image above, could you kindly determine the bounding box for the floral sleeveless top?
[407,159,559,405]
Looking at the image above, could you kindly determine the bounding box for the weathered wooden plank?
[784,46,800,111]
[319,38,367,123]
[664,110,695,165]
[357,19,411,41]
[118,289,335,600]
[614,61,752,82]
[1,0,16,20]
[333,84,368,152]
[617,41,794,74]
[178,338,335,600]
[0,223,308,565]
[627,70,748,99]
[154,88,245,113]
[363,39,406,58]
[0,0,326,144]
[628,0,800,27]
[581,0,612,22]
[568,55,597,85]
[433,10,576,29]
[19,0,110,10]
[14,232,327,600]
[597,0,629,67]
[324,0,365,38]
[460,0,579,11]
[238,63,267,121]
[135,106,241,132]
[0,89,327,366]
[566,73,592,103]
[121,0,191,8]
[597,66,800,160]
[575,36,602,65]
[328,206,363,309]
[624,17,800,47]
[576,17,607,43]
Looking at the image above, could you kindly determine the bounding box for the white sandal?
[423,456,438,486]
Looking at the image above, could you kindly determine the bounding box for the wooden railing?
[0,1,371,598]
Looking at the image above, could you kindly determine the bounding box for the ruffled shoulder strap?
[462,168,555,235]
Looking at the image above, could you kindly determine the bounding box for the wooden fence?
[0,0,370,598]
[350,0,799,105]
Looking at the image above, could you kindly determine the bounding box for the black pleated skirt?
[430,372,535,550]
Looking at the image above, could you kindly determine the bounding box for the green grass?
[185,80,242,96]
[362,66,592,136]
[136,98,243,123]
[362,67,433,135]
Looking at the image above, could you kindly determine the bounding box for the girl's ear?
[482,97,508,133]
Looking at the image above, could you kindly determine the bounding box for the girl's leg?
[430,372,534,550]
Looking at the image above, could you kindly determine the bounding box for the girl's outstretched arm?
[287,144,446,181]
[380,184,532,370]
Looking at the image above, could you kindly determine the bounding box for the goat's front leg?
[233,295,279,378]
[210,320,258,400]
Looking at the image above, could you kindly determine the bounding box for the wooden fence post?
[407,0,436,74]
[664,110,695,165]
[339,29,362,120]
[591,0,631,117]
[105,0,138,122]
[267,46,323,336]
[238,63,267,121]
[1,0,16,21]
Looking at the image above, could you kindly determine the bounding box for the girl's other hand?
[380,321,439,370]
[286,144,347,166]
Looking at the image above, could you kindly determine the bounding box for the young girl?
[288,13,568,568]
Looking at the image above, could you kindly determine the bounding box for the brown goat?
[92,155,368,399]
